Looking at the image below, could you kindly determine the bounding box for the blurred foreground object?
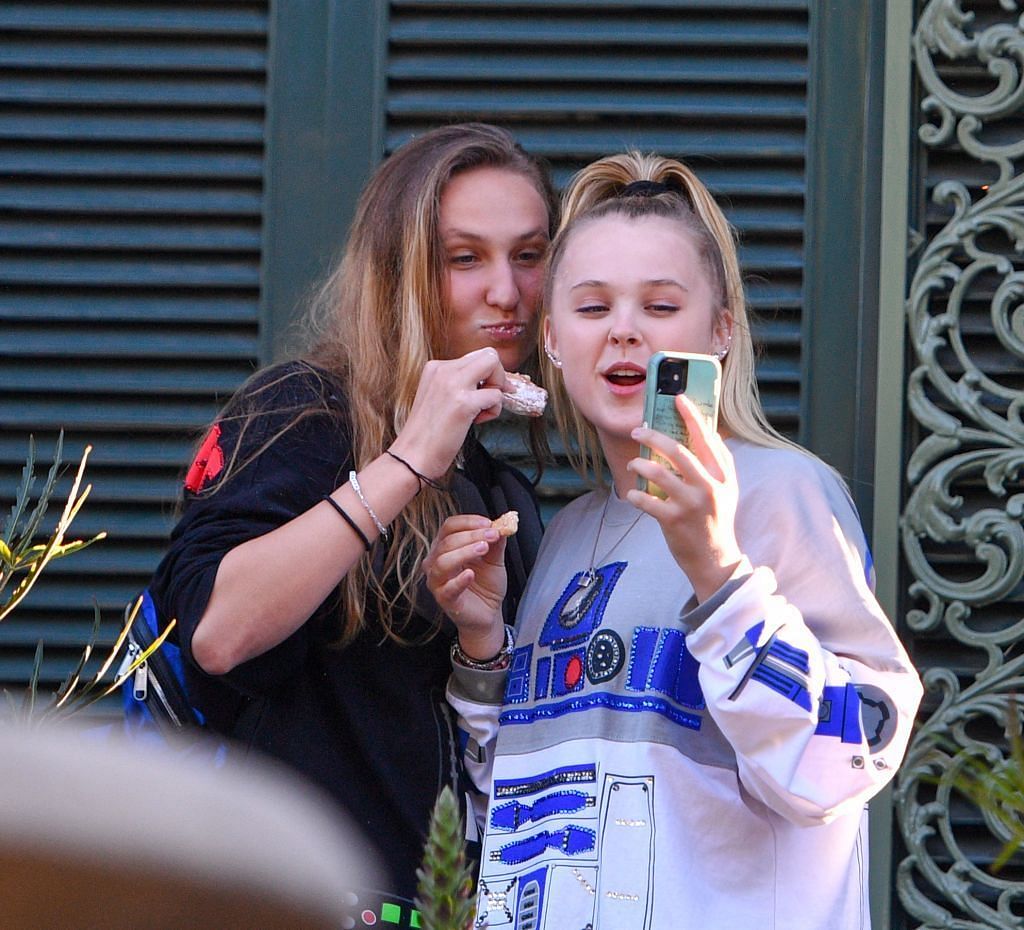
[0,722,380,929]
[415,785,475,930]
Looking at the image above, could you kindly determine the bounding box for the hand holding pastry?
[423,514,509,659]
[502,372,547,417]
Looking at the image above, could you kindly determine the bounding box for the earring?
[715,336,732,361]
[544,346,563,369]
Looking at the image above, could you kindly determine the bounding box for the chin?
[496,346,531,372]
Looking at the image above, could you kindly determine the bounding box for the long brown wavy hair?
[540,151,803,484]
[203,124,557,644]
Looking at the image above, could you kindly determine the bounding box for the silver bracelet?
[348,470,389,541]
[451,624,515,671]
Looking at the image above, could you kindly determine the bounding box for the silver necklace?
[559,491,643,629]
[583,491,643,584]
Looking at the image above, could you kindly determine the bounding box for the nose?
[486,259,520,311]
[608,310,641,346]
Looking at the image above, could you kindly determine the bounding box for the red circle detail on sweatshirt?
[565,655,583,689]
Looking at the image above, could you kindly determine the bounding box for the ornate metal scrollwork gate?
[894,1,1024,927]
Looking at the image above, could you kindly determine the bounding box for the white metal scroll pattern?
[894,1,1024,927]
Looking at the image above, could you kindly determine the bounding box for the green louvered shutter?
[386,0,809,514]
[0,3,267,694]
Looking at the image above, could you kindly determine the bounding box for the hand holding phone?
[637,351,722,499]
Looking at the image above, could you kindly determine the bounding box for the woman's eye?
[576,304,608,314]
[516,250,543,264]
[647,303,679,314]
[449,253,478,266]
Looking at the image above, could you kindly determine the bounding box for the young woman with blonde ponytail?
[427,152,921,929]
[148,123,557,902]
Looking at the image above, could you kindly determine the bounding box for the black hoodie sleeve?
[148,362,352,697]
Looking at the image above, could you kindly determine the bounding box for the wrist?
[383,447,445,492]
[691,555,744,603]
[452,625,515,671]
[388,438,447,487]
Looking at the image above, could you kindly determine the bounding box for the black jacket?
[149,362,542,899]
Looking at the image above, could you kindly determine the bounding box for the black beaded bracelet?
[385,449,445,492]
[450,624,515,671]
[322,494,371,551]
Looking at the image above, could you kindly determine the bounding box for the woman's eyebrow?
[569,277,689,291]
[442,227,549,242]
[644,277,689,290]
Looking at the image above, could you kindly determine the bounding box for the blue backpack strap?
[122,589,205,736]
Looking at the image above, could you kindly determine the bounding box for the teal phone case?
[638,351,721,499]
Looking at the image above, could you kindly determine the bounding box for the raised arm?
[160,349,511,677]
[629,398,922,824]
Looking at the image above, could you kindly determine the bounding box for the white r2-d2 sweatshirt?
[449,439,923,930]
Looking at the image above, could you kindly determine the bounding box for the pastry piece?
[491,511,519,537]
[502,372,547,417]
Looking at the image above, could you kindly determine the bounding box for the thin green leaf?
[0,520,104,625]
[92,598,149,686]
[22,640,44,717]
[0,545,57,624]
[992,832,1024,872]
[2,435,38,545]
[52,535,107,559]
[51,607,103,709]
[14,533,106,569]
[18,432,66,547]
[14,543,50,565]
[56,448,92,532]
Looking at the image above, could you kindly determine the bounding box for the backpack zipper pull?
[133,659,149,701]
[119,640,148,702]
[117,640,138,680]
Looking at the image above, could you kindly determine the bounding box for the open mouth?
[604,365,645,388]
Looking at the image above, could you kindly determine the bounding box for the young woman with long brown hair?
[148,123,557,901]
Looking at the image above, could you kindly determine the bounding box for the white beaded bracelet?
[451,624,515,671]
[348,470,389,541]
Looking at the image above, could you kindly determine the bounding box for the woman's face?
[545,213,731,456]
[440,167,550,370]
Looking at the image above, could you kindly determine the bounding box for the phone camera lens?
[657,358,688,394]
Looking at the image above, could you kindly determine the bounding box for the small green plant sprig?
[1,434,174,721]
[0,433,105,623]
[942,698,1024,873]
[415,785,476,930]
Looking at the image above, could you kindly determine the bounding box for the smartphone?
[637,351,722,499]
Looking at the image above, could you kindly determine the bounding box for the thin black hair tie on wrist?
[619,179,671,198]
[385,449,444,491]
[322,494,371,551]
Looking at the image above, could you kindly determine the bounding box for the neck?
[600,424,732,499]
[600,438,637,500]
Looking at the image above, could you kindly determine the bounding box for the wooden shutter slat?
[0,5,268,36]
[0,2,268,692]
